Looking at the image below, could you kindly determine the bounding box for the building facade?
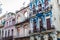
[0,0,60,40]
[50,0,60,39]
[14,6,30,40]
[0,15,6,40]
[2,12,16,40]
[29,0,57,40]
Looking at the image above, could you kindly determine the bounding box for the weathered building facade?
[29,0,57,40]
[2,12,16,40]
[0,0,60,40]
[0,15,6,40]
[14,6,30,40]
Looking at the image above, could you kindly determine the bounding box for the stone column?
[41,14,47,29]
[30,36,34,40]
[36,17,40,32]
[43,34,48,40]
[50,34,57,40]
[30,18,34,33]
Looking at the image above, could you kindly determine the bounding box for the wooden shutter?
[47,18,51,30]
[40,20,43,31]
[33,21,37,33]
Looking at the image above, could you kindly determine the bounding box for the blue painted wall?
[29,0,52,31]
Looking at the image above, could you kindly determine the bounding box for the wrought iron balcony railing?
[29,18,55,34]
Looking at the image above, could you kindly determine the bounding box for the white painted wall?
[2,26,17,37]
[50,0,60,31]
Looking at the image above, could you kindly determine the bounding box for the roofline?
[16,6,29,13]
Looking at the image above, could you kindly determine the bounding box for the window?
[12,19,15,25]
[57,0,60,5]
[32,5,36,14]
[38,1,42,12]
[7,22,8,26]
[9,20,11,25]
[33,21,37,33]
[44,0,49,6]
[12,19,15,21]
[8,30,10,37]
[11,29,13,36]
[46,18,51,30]
[44,0,50,11]
[40,20,43,31]
[2,30,4,37]
[0,30,1,36]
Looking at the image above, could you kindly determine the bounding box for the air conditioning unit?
[57,0,60,5]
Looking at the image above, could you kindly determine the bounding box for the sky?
[0,0,30,17]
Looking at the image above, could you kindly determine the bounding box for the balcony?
[29,4,52,18]
[47,18,55,30]
[14,30,30,38]
[29,18,55,35]
[2,36,13,40]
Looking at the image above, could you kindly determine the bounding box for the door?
[33,21,37,33]
[46,18,51,30]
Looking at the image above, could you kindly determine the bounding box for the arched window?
[33,19,37,33]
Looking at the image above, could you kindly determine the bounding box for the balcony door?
[33,21,37,33]
[46,18,51,30]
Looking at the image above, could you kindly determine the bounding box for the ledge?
[30,29,55,35]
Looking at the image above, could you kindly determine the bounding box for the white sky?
[0,0,30,17]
